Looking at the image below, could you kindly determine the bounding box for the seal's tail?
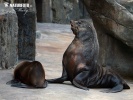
[123,82,130,89]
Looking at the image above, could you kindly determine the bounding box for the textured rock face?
[81,0,133,78]
[14,0,36,60]
[52,0,88,23]
[0,4,18,69]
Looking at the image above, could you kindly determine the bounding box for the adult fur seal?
[7,61,48,88]
[48,19,130,93]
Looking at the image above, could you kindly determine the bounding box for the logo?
[4,2,32,8]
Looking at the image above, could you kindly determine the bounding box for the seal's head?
[70,19,91,36]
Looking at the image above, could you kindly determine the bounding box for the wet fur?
[7,61,48,88]
[47,19,130,93]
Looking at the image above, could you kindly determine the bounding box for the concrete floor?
[0,23,133,100]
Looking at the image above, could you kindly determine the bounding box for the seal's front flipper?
[47,65,68,83]
[7,79,28,88]
[73,79,89,90]
[73,71,89,90]
[11,82,29,88]
[109,84,123,93]
[47,76,68,83]
[6,79,20,85]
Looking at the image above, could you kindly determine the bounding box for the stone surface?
[14,0,36,60]
[0,23,133,100]
[81,0,133,78]
[0,3,18,69]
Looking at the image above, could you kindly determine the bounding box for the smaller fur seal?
[7,61,48,88]
[47,19,130,93]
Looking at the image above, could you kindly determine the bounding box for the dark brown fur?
[47,19,130,93]
[7,61,47,88]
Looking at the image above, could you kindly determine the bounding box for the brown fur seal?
[7,61,48,88]
[47,19,130,93]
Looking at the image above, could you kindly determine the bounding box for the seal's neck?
[77,30,94,43]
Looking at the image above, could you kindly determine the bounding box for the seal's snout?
[70,21,73,28]
[70,20,74,24]
[70,20,75,26]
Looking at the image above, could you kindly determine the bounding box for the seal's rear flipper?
[101,84,123,93]
[123,81,130,89]
[43,80,48,88]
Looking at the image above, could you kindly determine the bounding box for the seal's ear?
[43,80,48,88]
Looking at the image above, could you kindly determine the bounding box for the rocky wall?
[0,3,18,69]
[81,0,133,78]
[52,0,88,23]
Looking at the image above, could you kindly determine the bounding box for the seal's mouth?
[70,20,78,35]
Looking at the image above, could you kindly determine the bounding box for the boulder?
[0,3,18,69]
[81,0,133,78]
